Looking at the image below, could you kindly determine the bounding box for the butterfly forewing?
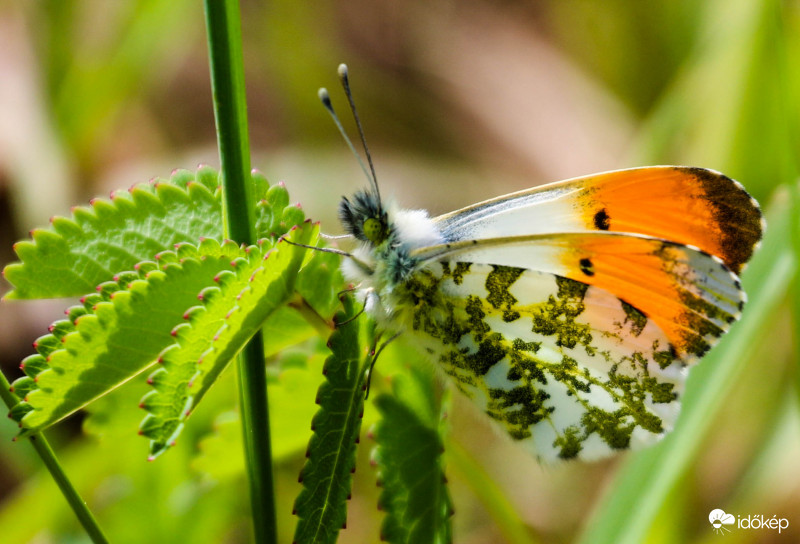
[392,261,687,462]
[433,166,763,273]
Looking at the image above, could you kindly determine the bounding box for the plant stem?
[0,372,109,544]
[203,1,277,543]
[289,294,335,336]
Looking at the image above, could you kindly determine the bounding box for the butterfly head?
[339,189,389,246]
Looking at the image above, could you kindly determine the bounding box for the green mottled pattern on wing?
[392,262,695,462]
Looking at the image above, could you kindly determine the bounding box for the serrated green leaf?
[10,241,243,435]
[373,367,453,544]
[140,222,320,457]
[292,299,371,544]
[4,169,221,299]
[2,166,292,300]
[10,220,318,443]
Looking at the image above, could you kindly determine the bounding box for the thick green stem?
[0,372,109,544]
[203,1,277,543]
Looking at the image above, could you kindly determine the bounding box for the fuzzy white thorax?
[340,244,374,284]
[340,242,390,324]
[339,203,445,326]
[388,204,446,250]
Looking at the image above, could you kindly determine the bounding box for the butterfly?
[325,65,764,463]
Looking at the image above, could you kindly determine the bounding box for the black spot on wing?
[594,208,611,230]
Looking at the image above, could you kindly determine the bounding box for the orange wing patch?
[556,233,743,360]
[575,167,763,274]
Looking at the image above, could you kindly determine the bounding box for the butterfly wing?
[390,230,746,460]
[410,232,744,361]
[375,167,761,461]
[433,166,763,273]
[396,261,687,462]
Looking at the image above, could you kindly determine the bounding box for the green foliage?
[2,167,333,449]
[292,297,372,544]
[4,167,222,299]
[10,241,238,432]
[138,222,318,458]
[9,220,319,445]
[373,366,453,544]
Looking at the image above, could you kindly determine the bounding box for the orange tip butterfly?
[325,64,763,462]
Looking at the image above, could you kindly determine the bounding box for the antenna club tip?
[318,88,332,109]
[337,63,349,77]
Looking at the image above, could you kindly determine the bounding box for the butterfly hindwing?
[433,166,763,273]
[411,231,744,362]
[393,261,685,462]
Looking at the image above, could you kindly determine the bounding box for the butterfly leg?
[364,331,402,399]
[334,287,371,327]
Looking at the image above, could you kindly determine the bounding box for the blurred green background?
[0,0,798,542]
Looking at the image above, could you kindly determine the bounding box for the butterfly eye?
[363,217,387,244]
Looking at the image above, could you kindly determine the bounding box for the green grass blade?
[202,0,278,541]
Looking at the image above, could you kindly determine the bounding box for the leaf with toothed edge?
[10,243,241,435]
[139,221,319,458]
[8,221,318,440]
[372,365,453,544]
[292,297,372,544]
[2,166,294,300]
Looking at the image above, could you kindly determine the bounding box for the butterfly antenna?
[318,87,375,192]
[338,63,381,202]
